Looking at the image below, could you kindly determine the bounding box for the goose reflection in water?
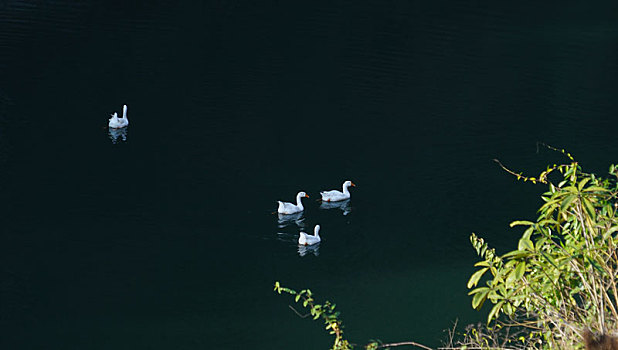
[275,231,319,256]
[108,127,127,144]
[277,211,306,229]
[319,198,351,215]
[298,243,320,257]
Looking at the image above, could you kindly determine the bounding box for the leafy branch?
[274,281,433,350]
[492,142,581,185]
[274,281,353,350]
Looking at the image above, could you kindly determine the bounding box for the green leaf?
[487,301,505,324]
[504,301,514,315]
[471,287,490,310]
[560,194,577,212]
[537,219,559,226]
[514,261,526,280]
[583,186,609,192]
[518,238,534,251]
[540,251,559,269]
[469,286,489,296]
[603,226,618,240]
[468,268,489,288]
[578,177,591,191]
[582,197,596,220]
[502,250,531,259]
[539,199,561,212]
[587,257,606,275]
[506,266,522,286]
[522,226,534,240]
[510,220,534,227]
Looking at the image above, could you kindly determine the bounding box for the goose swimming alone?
[320,180,355,202]
[277,191,309,214]
[108,104,129,129]
[298,224,321,246]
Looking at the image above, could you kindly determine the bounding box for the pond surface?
[2,1,618,348]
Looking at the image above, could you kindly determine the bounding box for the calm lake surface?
[2,1,618,348]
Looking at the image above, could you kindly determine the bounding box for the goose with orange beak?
[277,191,309,214]
[298,224,321,246]
[320,180,355,202]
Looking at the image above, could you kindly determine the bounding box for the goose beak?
[351,182,356,187]
[305,194,310,198]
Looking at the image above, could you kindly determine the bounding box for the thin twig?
[438,348,518,350]
[492,159,546,184]
[288,305,310,318]
[445,319,457,347]
[377,341,433,350]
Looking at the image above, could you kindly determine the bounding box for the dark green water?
[2,1,618,348]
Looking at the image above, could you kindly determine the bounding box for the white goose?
[277,191,309,214]
[298,224,321,246]
[320,180,355,202]
[109,104,129,129]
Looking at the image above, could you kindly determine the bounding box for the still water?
[2,1,618,348]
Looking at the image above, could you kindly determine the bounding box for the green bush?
[468,147,618,349]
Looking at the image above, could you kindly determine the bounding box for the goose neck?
[295,193,305,209]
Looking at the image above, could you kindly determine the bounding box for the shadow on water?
[108,127,128,144]
[298,243,320,257]
[277,211,306,229]
[319,199,352,216]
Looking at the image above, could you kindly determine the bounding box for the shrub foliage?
[468,147,618,348]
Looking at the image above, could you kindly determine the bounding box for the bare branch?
[376,341,433,350]
[288,305,310,318]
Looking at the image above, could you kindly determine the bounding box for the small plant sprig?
[274,282,434,350]
[492,143,577,185]
[274,281,352,350]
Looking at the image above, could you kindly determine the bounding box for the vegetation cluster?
[275,146,618,349]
